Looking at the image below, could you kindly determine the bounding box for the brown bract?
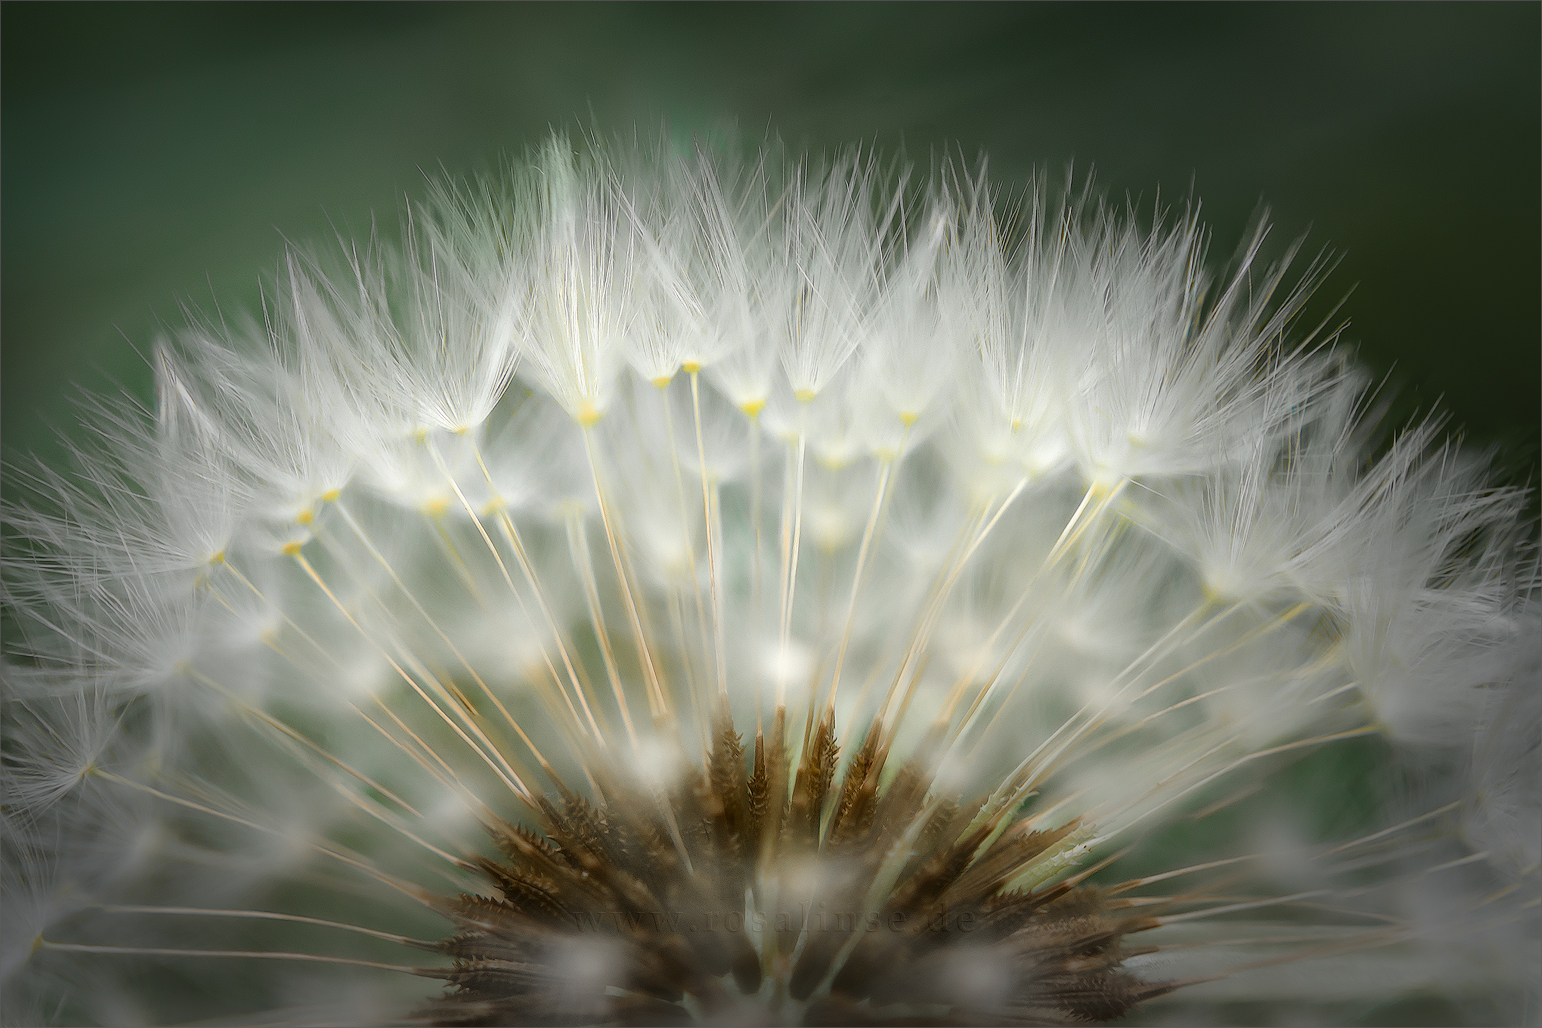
[423,699,1175,1026]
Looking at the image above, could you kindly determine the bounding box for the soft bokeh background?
[5,2,1539,481]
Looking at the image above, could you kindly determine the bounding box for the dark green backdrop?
[4,3,1538,485]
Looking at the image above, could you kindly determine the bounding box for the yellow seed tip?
[574,401,603,426]
[651,375,674,389]
[681,361,702,374]
[423,497,450,517]
[295,509,314,526]
[738,398,766,418]
[899,411,920,427]
[281,541,303,556]
[794,388,817,403]
[320,489,341,503]
[208,551,225,566]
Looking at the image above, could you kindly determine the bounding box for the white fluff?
[2,129,1535,1026]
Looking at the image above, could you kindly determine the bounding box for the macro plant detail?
[429,706,1173,1027]
[2,132,1537,1027]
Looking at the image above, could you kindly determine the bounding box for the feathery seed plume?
[2,130,1537,1027]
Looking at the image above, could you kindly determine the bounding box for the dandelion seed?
[2,130,1537,1027]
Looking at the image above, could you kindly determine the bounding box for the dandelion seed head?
[2,128,1536,1027]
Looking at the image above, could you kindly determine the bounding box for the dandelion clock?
[3,131,1537,1027]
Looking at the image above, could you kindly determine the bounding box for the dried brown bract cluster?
[426,701,1176,1026]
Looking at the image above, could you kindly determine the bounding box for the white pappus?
[2,130,1537,1028]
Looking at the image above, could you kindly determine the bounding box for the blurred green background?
[4,2,1538,484]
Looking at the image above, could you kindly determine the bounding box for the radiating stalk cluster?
[2,131,1536,1027]
[428,700,1178,1027]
